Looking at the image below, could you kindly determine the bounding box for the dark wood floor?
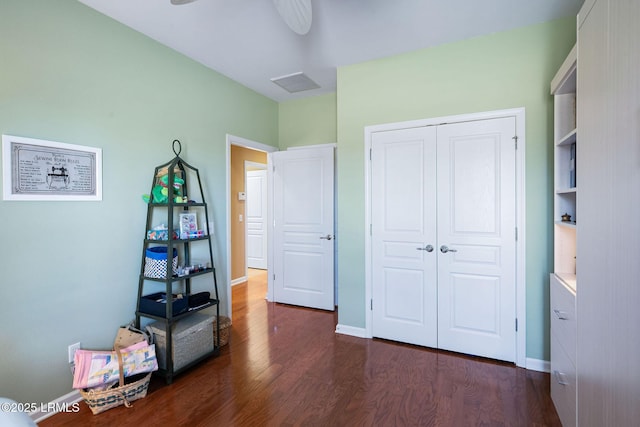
[41,269,561,426]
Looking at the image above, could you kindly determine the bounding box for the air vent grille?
[271,72,320,93]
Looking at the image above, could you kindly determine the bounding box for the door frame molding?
[226,134,277,320]
[363,108,527,367]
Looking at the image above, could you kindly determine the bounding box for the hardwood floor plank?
[41,270,561,426]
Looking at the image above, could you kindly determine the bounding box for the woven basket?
[79,372,152,415]
[79,330,154,415]
[213,316,231,347]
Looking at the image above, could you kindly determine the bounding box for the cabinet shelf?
[556,187,577,195]
[554,272,577,292]
[141,267,215,282]
[137,298,220,321]
[148,202,207,208]
[557,129,577,146]
[145,236,211,244]
[555,221,576,229]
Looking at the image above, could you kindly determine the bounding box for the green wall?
[335,17,576,361]
[0,0,277,405]
[279,93,337,148]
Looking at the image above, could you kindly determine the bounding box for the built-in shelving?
[550,43,578,427]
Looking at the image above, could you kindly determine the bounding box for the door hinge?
[273,274,276,282]
[512,135,518,149]
[369,148,372,161]
[370,223,372,236]
[515,227,518,241]
[370,299,373,310]
[515,318,518,332]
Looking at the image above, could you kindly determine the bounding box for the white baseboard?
[231,276,247,286]
[30,389,82,423]
[526,357,550,373]
[335,324,367,338]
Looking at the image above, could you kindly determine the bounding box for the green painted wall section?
[0,0,277,405]
[279,93,337,148]
[335,17,576,361]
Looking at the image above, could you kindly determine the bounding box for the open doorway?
[226,134,277,320]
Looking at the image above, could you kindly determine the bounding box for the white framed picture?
[2,134,102,201]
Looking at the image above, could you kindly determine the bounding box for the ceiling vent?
[270,72,320,93]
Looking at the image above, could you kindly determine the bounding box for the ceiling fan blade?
[273,0,312,35]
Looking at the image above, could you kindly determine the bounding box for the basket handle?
[114,346,133,408]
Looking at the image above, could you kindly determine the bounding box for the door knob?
[440,245,457,253]
[320,234,333,240]
[416,245,434,252]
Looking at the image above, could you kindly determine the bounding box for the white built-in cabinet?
[549,43,578,427]
[575,0,640,426]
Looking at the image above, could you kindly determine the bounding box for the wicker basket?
[79,329,154,415]
[79,372,152,415]
[213,316,231,347]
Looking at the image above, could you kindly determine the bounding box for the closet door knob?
[416,245,434,252]
[440,245,457,253]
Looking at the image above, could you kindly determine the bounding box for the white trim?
[335,324,368,338]
[226,134,277,321]
[363,108,527,368]
[286,142,337,150]
[231,276,248,286]
[30,390,82,423]
[526,358,550,373]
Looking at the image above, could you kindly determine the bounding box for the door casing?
[363,108,527,368]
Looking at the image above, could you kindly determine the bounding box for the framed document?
[2,134,102,201]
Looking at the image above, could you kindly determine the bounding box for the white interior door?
[246,168,268,269]
[272,146,334,311]
[370,117,517,362]
[371,127,438,347]
[436,118,516,362]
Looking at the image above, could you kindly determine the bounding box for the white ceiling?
[77,0,584,102]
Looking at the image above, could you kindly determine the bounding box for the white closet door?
[371,127,438,347]
[436,117,517,362]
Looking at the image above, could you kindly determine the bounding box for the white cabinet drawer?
[550,273,577,365]
[550,331,577,427]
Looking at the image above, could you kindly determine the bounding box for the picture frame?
[179,212,198,239]
[2,134,102,201]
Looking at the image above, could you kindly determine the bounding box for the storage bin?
[144,247,178,278]
[149,313,214,371]
[139,292,188,317]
